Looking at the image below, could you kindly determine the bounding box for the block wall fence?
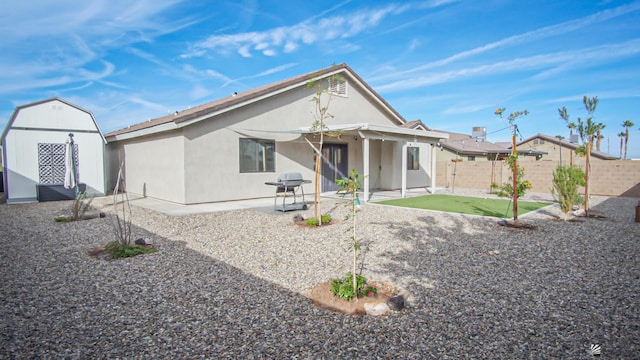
[436,159,640,198]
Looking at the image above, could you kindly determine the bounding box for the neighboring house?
[105,63,448,204]
[516,133,618,163]
[1,98,107,203]
[432,130,546,162]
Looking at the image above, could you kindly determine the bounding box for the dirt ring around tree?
[306,280,406,315]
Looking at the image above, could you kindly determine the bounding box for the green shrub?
[330,272,377,301]
[305,213,332,226]
[105,241,156,259]
[551,165,585,220]
[54,216,73,223]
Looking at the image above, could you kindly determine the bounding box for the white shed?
[1,98,106,203]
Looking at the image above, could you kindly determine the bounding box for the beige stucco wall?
[108,75,440,204]
[436,158,640,197]
[121,131,185,203]
[177,78,417,204]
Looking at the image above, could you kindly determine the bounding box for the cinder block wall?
[436,159,640,197]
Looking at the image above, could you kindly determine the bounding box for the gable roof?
[434,129,547,157]
[434,130,512,156]
[517,133,618,160]
[106,63,408,141]
[1,97,106,145]
[400,119,430,131]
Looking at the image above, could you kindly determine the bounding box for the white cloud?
[182,2,441,58]
[369,1,640,83]
[189,85,212,100]
[376,39,640,92]
[238,46,252,58]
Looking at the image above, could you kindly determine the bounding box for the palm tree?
[618,132,626,159]
[559,108,577,166]
[622,120,634,160]
[596,130,604,152]
[561,96,600,215]
[594,124,605,152]
[555,135,565,165]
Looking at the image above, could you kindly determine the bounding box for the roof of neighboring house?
[105,63,408,140]
[434,129,547,157]
[517,133,618,160]
[434,130,513,156]
[1,97,106,145]
[400,119,430,131]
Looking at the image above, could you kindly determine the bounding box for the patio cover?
[241,123,449,202]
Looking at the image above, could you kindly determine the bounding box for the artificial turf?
[377,194,551,218]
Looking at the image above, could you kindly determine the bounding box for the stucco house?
[411,127,545,163]
[105,63,448,205]
[516,133,618,163]
[1,98,107,203]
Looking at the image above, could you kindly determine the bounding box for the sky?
[1,0,640,158]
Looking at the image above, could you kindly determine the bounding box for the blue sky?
[2,0,639,158]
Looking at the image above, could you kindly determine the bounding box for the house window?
[239,138,275,173]
[467,156,476,161]
[38,143,78,184]
[407,147,419,170]
[328,76,347,96]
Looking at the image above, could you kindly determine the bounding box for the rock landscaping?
[1,190,638,358]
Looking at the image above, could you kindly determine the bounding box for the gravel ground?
[1,190,639,359]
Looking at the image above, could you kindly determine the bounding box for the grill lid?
[277,172,304,182]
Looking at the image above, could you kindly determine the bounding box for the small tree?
[551,165,585,221]
[558,96,601,216]
[490,155,533,198]
[494,107,529,221]
[305,69,344,225]
[335,169,365,300]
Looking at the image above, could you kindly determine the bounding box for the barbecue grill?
[264,172,311,211]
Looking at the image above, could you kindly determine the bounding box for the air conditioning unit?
[472,127,487,142]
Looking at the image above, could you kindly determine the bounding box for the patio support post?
[363,136,370,202]
[401,142,407,198]
[431,143,437,193]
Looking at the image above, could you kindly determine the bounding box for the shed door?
[321,143,348,192]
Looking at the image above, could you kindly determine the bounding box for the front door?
[321,143,348,192]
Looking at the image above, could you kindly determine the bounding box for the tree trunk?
[512,133,518,221]
[314,155,321,223]
[624,129,629,160]
[584,143,590,215]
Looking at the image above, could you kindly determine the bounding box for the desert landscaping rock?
[1,189,639,358]
[386,295,405,311]
[364,302,391,316]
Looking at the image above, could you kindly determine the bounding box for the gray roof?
[517,133,618,160]
[434,130,547,157]
[435,130,512,156]
[105,63,407,139]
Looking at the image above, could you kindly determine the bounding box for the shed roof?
[1,97,106,145]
